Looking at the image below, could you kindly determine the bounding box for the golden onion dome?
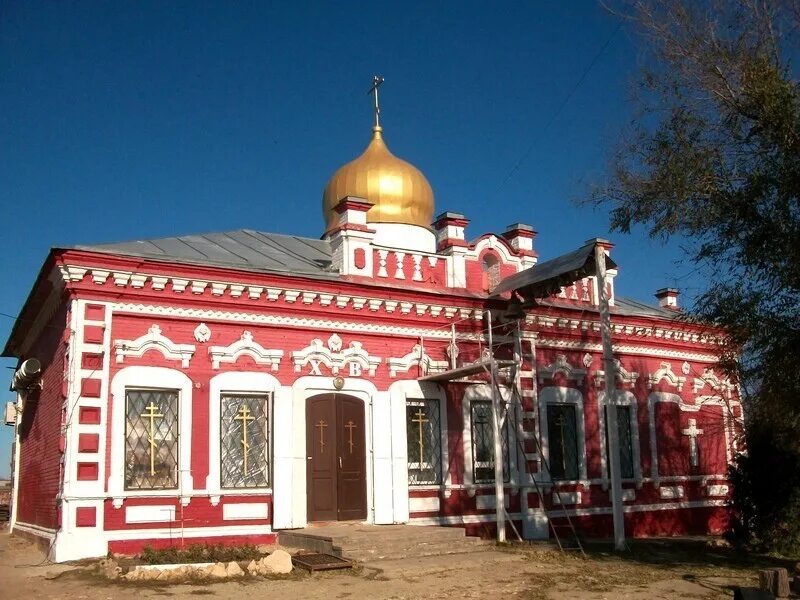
[323,126,435,232]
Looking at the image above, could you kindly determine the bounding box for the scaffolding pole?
[595,242,626,551]
[486,310,506,542]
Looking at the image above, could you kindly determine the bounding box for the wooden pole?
[487,310,506,542]
[594,240,626,551]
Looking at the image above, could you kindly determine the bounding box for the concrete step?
[344,542,491,562]
[341,542,494,561]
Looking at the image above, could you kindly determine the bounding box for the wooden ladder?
[496,357,587,558]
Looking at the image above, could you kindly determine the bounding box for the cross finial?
[368,75,385,130]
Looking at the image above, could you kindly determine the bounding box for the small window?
[406,399,442,485]
[125,389,179,490]
[221,393,270,488]
[547,404,579,481]
[471,400,509,483]
[605,405,635,479]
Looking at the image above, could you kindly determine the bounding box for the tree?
[594,0,800,554]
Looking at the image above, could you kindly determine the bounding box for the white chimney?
[655,288,680,310]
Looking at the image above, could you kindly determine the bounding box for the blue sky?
[0,1,697,478]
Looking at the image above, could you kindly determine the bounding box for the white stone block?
[222,503,269,520]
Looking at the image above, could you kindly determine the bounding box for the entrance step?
[279,523,492,562]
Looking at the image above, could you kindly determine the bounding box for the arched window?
[481,253,501,292]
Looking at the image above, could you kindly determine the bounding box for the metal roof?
[491,239,617,300]
[72,229,336,278]
[68,230,676,320]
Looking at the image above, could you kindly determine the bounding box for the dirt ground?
[0,528,795,599]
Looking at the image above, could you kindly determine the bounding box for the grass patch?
[138,543,263,565]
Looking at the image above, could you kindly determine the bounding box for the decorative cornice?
[110,302,725,363]
[692,368,735,398]
[114,324,196,368]
[388,344,449,377]
[539,354,586,384]
[208,330,284,370]
[291,335,381,377]
[647,362,687,391]
[59,263,723,347]
[594,359,639,387]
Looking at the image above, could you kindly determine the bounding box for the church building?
[4,91,742,561]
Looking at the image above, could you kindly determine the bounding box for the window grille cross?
[411,408,428,461]
[234,404,256,475]
[140,401,164,476]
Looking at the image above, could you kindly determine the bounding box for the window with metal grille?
[547,404,579,481]
[125,389,179,490]
[471,400,509,483]
[406,398,442,485]
[220,393,270,488]
[604,405,635,479]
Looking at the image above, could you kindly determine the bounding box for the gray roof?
[70,229,676,320]
[72,229,336,278]
[615,296,682,319]
[491,239,617,300]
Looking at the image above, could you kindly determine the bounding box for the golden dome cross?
[368,75,385,129]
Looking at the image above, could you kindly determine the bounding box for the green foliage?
[138,543,262,565]
[728,418,800,556]
[596,1,800,555]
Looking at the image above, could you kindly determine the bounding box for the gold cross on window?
[140,401,164,476]
[411,408,428,462]
[234,405,256,475]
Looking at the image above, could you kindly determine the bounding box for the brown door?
[306,394,367,522]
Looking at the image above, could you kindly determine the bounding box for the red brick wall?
[14,302,69,529]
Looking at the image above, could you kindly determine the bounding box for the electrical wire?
[492,22,623,199]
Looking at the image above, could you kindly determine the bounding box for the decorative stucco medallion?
[194,322,211,343]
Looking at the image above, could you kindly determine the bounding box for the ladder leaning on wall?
[420,314,586,557]
[485,314,587,558]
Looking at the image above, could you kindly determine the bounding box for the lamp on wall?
[11,358,41,392]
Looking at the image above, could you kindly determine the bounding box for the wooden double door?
[306,394,367,522]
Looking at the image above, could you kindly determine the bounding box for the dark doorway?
[306,394,367,522]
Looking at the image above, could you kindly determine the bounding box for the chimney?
[433,211,469,252]
[655,287,680,311]
[332,196,374,230]
[503,223,538,269]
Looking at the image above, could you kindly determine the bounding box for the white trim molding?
[538,386,588,484]
[115,324,196,368]
[208,330,284,370]
[647,362,686,391]
[594,359,639,387]
[108,366,194,502]
[597,390,643,489]
[461,383,516,494]
[291,335,381,377]
[390,379,449,513]
[387,344,448,377]
[206,371,280,504]
[693,368,735,398]
[647,392,741,486]
[539,354,586,384]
